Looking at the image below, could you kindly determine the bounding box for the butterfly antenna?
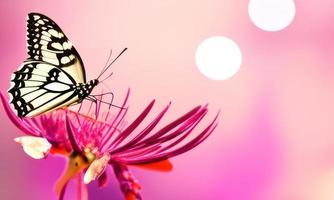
[100,72,113,83]
[89,95,125,110]
[97,48,128,80]
[97,49,113,79]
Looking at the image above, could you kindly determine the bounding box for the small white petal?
[84,154,111,184]
[14,136,52,159]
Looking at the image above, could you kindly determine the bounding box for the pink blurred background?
[0,0,334,199]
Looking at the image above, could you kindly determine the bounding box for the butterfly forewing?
[26,13,86,83]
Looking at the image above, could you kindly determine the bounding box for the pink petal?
[65,114,82,152]
[0,92,38,136]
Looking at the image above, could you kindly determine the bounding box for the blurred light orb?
[195,36,242,80]
[248,0,296,31]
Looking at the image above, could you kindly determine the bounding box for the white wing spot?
[23,67,30,73]
[61,56,71,64]
[40,40,48,45]
[48,29,59,37]
[63,42,72,50]
[41,35,51,42]
[33,15,40,20]
[51,42,63,50]
[40,46,49,51]
[44,82,71,91]
[37,20,45,25]
[44,82,71,92]
[42,31,51,37]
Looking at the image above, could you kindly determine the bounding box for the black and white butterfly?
[8,13,126,118]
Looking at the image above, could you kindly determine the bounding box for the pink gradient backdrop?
[0,0,334,199]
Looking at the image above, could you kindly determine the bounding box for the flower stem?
[77,173,88,200]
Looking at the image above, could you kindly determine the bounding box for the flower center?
[55,148,97,198]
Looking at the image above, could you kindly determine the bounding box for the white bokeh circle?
[195,36,242,80]
[248,0,296,31]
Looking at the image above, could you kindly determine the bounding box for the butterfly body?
[76,79,99,101]
[8,13,101,118]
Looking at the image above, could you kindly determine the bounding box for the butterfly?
[8,13,126,118]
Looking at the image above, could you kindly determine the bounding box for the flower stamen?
[55,151,96,199]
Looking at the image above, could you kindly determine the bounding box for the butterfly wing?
[9,61,80,117]
[8,13,89,117]
[26,12,86,83]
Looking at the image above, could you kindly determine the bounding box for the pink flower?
[0,90,219,200]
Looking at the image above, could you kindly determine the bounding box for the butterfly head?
[91,79,99,87]
[86,79,99,94]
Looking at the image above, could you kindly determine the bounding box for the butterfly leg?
[89,92,125,110]
[84,95,101,118]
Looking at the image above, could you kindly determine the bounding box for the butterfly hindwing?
[26,13,86,83]
[9,61,79,117]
